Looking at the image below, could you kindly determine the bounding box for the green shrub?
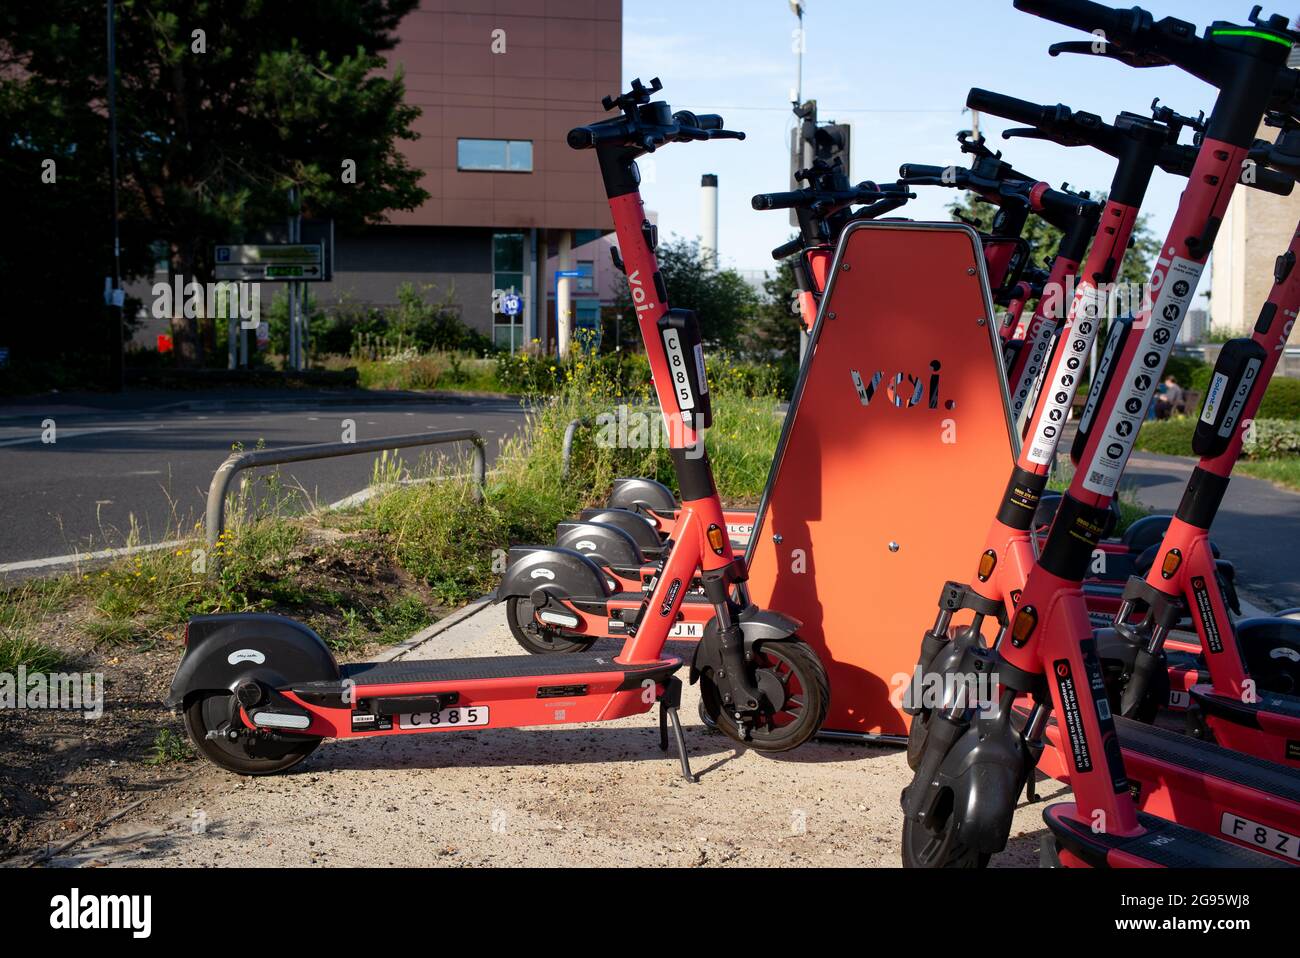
[1133,417,1196,456]
[1258,377,1300,420]
[1245,418,1300,457]
[1164,355,1208,390]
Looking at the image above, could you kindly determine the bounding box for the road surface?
[0,390,528,567]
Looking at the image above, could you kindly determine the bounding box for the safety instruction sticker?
[1026,283,1105,465]
[1078,318,1125,438]
[1082,256,1203,495]
[1009,316,1056,425]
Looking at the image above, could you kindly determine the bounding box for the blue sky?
[622,0,1270,275]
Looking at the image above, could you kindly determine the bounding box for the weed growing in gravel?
[147,728,194,765]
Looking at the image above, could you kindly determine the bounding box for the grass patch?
[0,634,65,673]
[1237,457,1300,492]
[352,354,785,603]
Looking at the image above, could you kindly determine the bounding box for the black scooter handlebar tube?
[753,191,809,211]
[967,89,1056,130]
[1012,0,1146,41]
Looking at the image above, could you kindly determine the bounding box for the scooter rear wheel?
[900,790,990,868]
[699,639,828,752]
[506,596,596,654]
[183,691,321,776]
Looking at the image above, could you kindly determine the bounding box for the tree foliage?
[1,0,428,374]
[744,244,802,361]
[612,237,760,351]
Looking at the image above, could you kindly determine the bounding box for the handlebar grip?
[899,163,955,182]
[695,114,725,131]
[966,88,1053,128]
[752,191,807,211]
[567,126,596,150]
[1013,0,1140,40]
[772,238,804,260]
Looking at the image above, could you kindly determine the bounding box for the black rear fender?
[579,508,665,554]
[607,477,678,515]
[496,546,614,602]
[556,521,645,568]
[166,613,338,709]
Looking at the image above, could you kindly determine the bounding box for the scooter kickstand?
[659,678,697,783]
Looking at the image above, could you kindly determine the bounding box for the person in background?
[1154,375,1184,420]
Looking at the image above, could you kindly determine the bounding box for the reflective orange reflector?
[706,524,726,554]
[977,550,997,582]
[1010,606,1038,649]
[1161,549,1183,579]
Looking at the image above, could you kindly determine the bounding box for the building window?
[493,233,526,351]
[574,299,602,349]
[576,260,595,293]
[458,139,533,173]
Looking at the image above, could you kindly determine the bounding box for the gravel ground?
[42,605,1059,868]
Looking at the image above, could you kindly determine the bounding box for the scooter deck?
[1031,708,1300,859]
[1043,805,1291,868]
[293,652,681,699]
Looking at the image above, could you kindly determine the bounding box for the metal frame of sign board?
[214,243,327,282]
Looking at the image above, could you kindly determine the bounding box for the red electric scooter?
[1100,116,1300,769]
[902,0,1299,868]
[167,79,829,777]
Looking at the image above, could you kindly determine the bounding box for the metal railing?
[205,429,486,553]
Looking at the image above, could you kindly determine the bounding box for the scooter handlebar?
[753,191,810,211]
[966,89,1056,130]
[1012,0,1145,42]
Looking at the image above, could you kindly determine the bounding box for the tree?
[1,0,428,369]
[612,237,760,351]
[743,242,802,361]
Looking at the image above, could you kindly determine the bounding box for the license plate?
[669,622,704,638]
[1220,812,1300,860]
[399,705,489,730]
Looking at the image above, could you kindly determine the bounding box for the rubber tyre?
[906,709,931,771]
[699,638,828,752]
[506,596,595,655]
[900,786,990,868]
[183,691,320,776]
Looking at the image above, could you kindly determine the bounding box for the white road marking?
[0,539,188,574]
[0,425,159,447]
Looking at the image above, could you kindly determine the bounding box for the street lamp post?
[789,0,804,107]
[107,0,124,390]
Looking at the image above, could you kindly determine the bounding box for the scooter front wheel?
[506,596,596,654]
[183,691,321,776]
[900,792,990,868]
[700,638,828,752]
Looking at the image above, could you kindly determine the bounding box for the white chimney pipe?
[701,173,719,269]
